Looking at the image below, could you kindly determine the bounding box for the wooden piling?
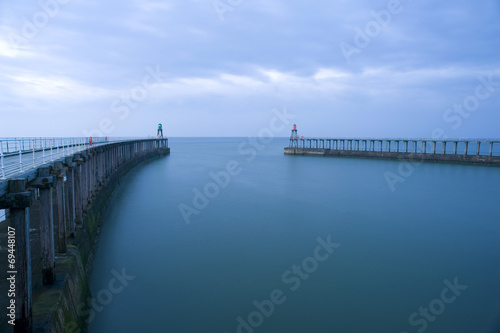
[32,167,56,285]
[64,157,76,237]
[0,179,33,333]
[81,154,88,212]
[85,153,91,205]
[53,162,67,253]
[73,156,83,225]
[91,151,96,197]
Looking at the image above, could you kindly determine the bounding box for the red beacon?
[290,124,299,147]
[290,124,298,138]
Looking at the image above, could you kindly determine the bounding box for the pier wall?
[0,139,169,333]
[284,148,500,166]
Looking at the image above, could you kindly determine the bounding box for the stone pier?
[0,139,170,333]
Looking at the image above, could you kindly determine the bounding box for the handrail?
[289,137,500,157]
[0,137,151,180]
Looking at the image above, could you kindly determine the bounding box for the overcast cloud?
[0,0,499,138]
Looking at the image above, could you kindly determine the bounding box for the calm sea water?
[87,137,500,333]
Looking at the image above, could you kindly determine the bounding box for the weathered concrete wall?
[284,148,500,166]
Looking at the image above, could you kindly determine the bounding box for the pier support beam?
[53,161,67,253]
[73,156,83,225]
[81,154,88,212]
[31,167,56,285]
[64,157,76,237]
[0,179,33,333]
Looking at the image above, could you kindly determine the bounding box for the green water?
[87,138,500,333]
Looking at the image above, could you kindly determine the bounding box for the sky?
[0,0,499,138]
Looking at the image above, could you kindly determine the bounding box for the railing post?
[0,140,5,179]
[32,139,35,168]
[476,141,480,156]
[464,141,468,156]
[490,141,493,157]
[19,140,23,172]
[42,139,45,164]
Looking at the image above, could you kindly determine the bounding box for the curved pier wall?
[0,139,169,333]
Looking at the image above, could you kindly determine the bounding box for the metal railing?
[0,137,145,180]
[289,137,500,157]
